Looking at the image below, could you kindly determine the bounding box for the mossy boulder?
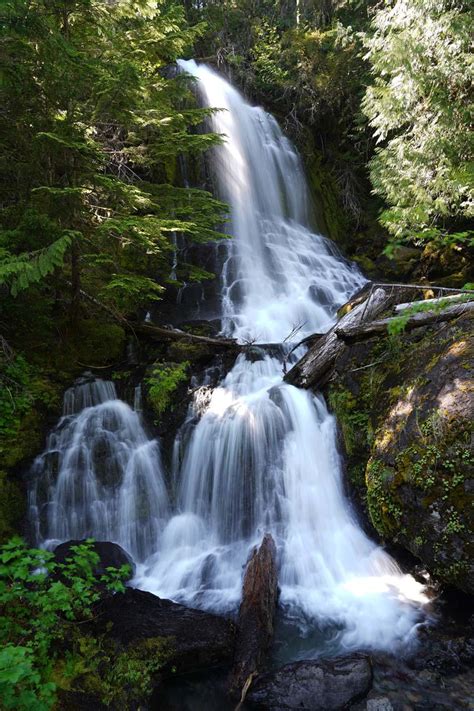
[327,317,474,593]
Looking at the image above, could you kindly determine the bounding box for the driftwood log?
[337,300,474,343]
[285,283,473,389]
[229,534,278,703]
[285,285,404,389]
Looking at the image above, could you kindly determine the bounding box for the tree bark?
[229,534,278,702]
[336,300,474,343]
[69,239,81,324]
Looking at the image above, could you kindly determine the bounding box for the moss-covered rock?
[327,318,474,593]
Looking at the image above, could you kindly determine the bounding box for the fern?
[0,234,74,296]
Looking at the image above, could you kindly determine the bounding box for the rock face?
[53,539,135,581]
[246,654,372,710]
[95,587,236,674]
[326,316,474,593]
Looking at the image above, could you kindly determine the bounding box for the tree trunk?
[69,239,81,324]
[229,534,278,702]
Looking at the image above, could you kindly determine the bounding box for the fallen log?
[394,294,473,312]
[285,285,408,389]
[337,300,474,343]
[129,321,239,349]
[74,283,240,350]
[229,534,278,702]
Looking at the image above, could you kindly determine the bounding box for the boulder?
[246,654,372,710]
[53,539,135,581]
[94,587,236,675]
[326,316,474,593]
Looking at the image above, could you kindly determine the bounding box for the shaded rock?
[95,587,236,675]
[326,316,474,593]
[53,539,135,581]
[407,616,474,675]
[366,698,393,711]
[246,654,372,710]
[230,533,278,696]
[375,245,422,280]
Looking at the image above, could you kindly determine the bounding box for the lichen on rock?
[327,317,474,593]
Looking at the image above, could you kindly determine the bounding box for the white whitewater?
[29,377,169,562]
[133,60,428,652]
[29,60,428,655]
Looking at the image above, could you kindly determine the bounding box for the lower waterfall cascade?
[29,60,429,656]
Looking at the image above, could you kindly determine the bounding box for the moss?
[55,633,174,707]
[328,386,370,457]
[328,315,473,591]
[167,339,211,364]
[352,254,377,275]
[366,458,403,536]
[303,137,347,246]
[72,320,126,368]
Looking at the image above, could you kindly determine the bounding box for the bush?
[0,538,128,709]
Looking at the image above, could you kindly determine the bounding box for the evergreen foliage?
[362,0,473,249]
[0,0,227,312]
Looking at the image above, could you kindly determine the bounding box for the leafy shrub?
[0,538,128,709]
[146,361,189,418]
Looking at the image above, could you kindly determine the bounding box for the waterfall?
[29,61,428,656]
[135,60,427,652]
[29,376,169,561]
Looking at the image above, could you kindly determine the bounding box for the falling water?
[135,60,428,652]
[29,376,169,561]
[29,61,428,656]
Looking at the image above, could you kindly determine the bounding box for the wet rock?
[366,698,394,711]
[53,539,135,581]
[407,616,474,675]
[246,654,372,709]
[95,587,236,675]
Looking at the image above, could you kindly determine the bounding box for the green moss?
[328,314,473,590]
[366,458,403,536]
[167,339,211,363]
[56,633,174,707]
[72,321,126,367]
[146,361,189,419]
[328,386,370,456]
[304,139,347,246]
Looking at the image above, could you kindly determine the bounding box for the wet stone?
[246,654,372,710]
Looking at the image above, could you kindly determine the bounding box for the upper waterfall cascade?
[29,60,428,655]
